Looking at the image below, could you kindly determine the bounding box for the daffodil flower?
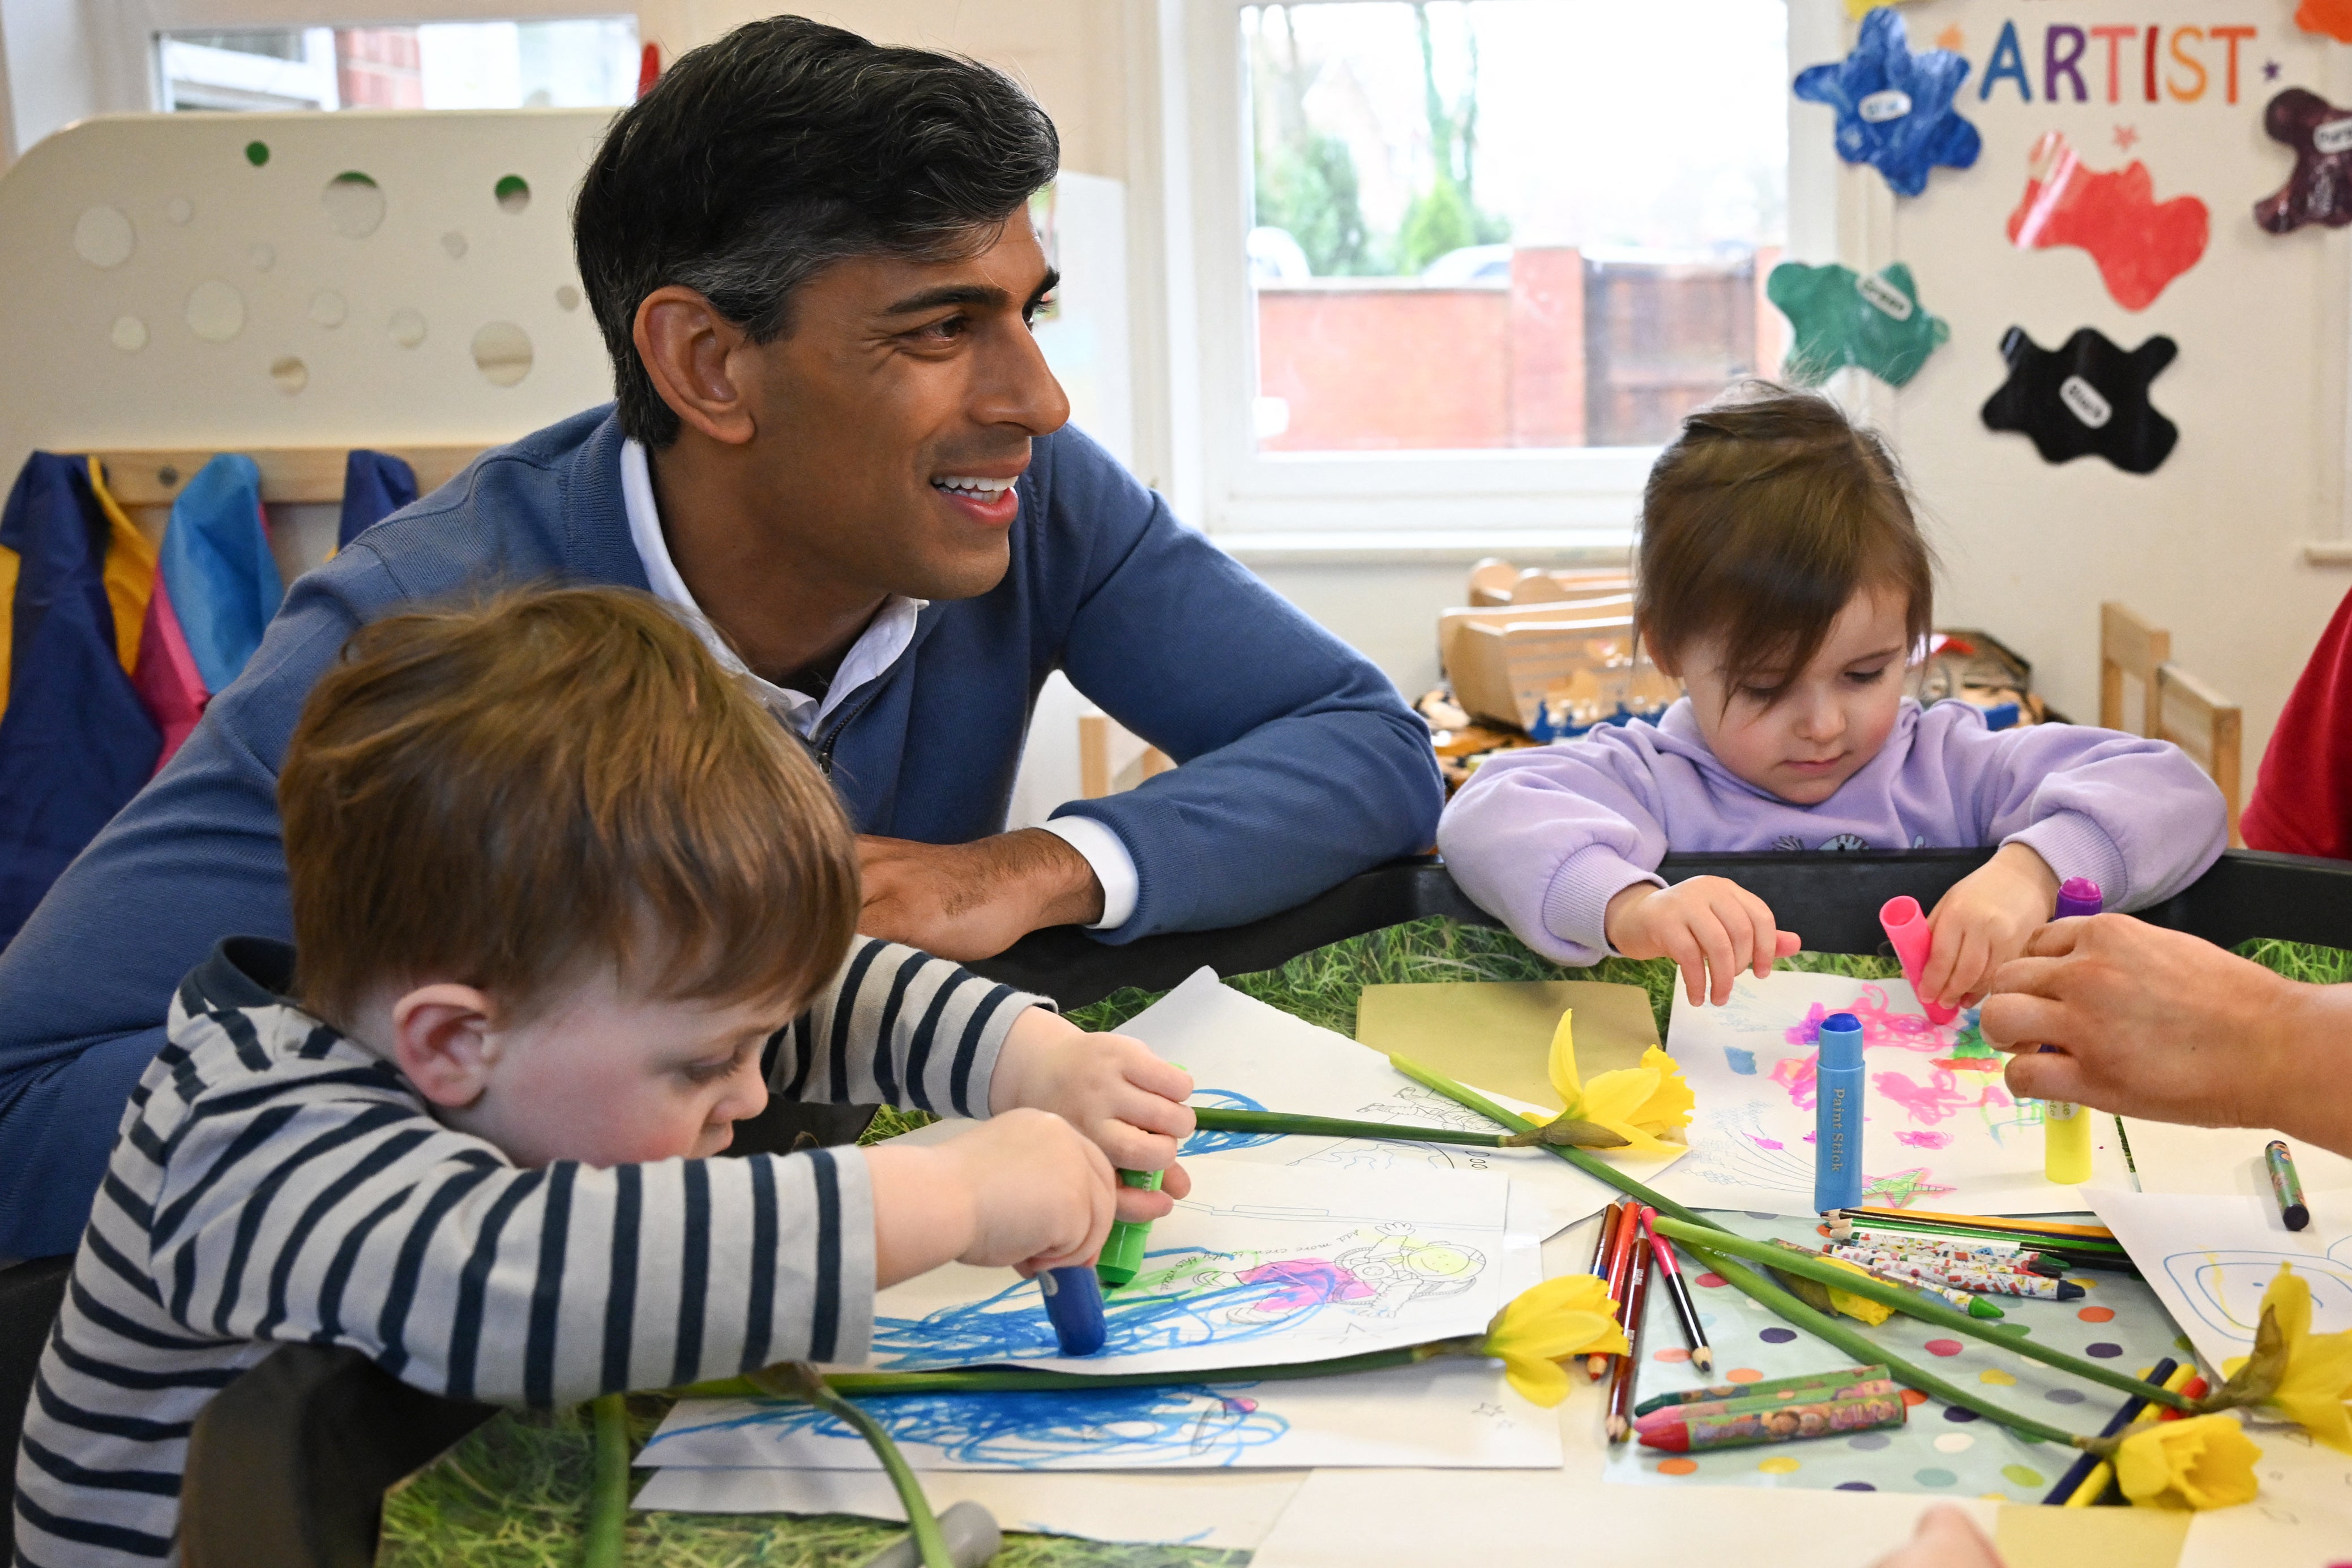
[1523,1011,1694,1156]
[2210,1263,2352,1452]
[2111,1414,2262,1511]
[1477,1274,1628,1407]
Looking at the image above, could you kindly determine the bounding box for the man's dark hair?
[574,16,1060,447]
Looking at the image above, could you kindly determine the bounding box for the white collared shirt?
[619,439,1138,929]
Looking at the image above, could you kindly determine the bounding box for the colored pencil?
[1584,1205,1624,1380]
[1605,1228,1654,1443]
[1828,1212,2135,1270]
[1633,1365,1889,1419]
[1641,1206,1712,1371]
[1833,1207,2119,1243]
[2064,1362,2198,1507]
[2042,1357,2175,1505]
[1591,1202,1641,1380]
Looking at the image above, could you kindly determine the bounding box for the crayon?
[1635,1374,1897,1427]
[1843,1232,2061,1277]
[1825,1239,2043,1279]
[1638,1389,1907,1453]
[1641,1207,1712,1372]
[1812,1244,2008,1318]
[2043,1357,2176,1505]
[1095,1169,1164,1289]
[1605,1226,1654,1442]
[1835,1249,2085,1300]
[2267,1140,2311,1231]
[1813,1012,1866,1214]
[1037,1265,1106,1356]
[1633,1364,1889,1419]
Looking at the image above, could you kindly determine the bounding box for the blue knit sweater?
[0,408,1440,1258]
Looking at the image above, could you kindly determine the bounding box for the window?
[155,18,639,114]
[1176,0,1797,541]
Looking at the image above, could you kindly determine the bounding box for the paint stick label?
[2059,375,2112,429]
[2045,1101,2082,1123]
[1858,89,1913,123]
[1857,273,1914,320]
[2317,118,2352,155]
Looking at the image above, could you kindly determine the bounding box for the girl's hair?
[1636,382,1935,700]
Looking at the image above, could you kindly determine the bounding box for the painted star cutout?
[2265,60,2284,82]
[1793,7,1982,198]
[1936,24,1963,51]
[1768,260,1950,388]
[2007,132,2208,310]
[2256,88,2352,233]
[2113,125,2139,151]
[1981,327,2179,474]
[2298,0,2352,44]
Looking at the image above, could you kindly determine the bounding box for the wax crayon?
[1813,1011,1866,1214]
[1635,1374,1898,1428]
[1834,1249,2085,1300]
[1810,1243,2009,1318]
[1633,1364,1889,1419]
[1637,1390,1908,1453]
[2267,1140,2311,1231]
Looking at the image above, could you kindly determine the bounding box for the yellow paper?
[1353,980,1658,1111]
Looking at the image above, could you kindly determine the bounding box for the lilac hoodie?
[1436,697,2228,966]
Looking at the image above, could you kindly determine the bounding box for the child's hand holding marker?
[867,1109,1119,1286]
[1603,876,1802,1005]
[1913,841,2062,1011]
[989,1009,1196,1221]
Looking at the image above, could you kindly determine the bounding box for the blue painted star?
[1794,6,1983,198]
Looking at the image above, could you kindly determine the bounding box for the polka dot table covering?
[1599,1211,2188,1501]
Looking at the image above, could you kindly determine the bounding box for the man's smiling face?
[739,220,1070,603]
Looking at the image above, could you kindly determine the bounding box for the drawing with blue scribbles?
[1793,7,1981,197]
[1179,1090,1281,1158]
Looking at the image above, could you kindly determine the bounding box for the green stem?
[1192,1107,1513,1147]
[1385,1052,1724,1233]
[582,1393,630,1568]
[677,1345,1446,1403]
[1654,1219,2195,1413]
[1680,1243,2087,1449]
[785,1365,954,1568]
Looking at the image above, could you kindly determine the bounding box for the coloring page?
[1122,967,1684,1240]
[1652,971,2128,1218]
[2088,1188,2352,1375]
[863,1159,1515,1376]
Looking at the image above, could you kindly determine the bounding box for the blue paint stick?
[1038,1265,1107,1356]
[1814,1012,1865,1214]
[2042,878,2102,1184]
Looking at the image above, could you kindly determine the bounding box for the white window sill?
[1211,528,1636,567]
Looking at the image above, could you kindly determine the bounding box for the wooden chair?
[2099,601,2171,736]
[1079,713,1172,799]
[1465,558,1630,607]
[2154,662,2244,847]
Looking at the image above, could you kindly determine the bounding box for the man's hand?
[858,829,1105,961]
[1868,1506,2004,1568]
[1605,877,1801,1005]
[991,1008,1194,1222]
[1979,914,2352,1152]
[1917,842,2061,1011]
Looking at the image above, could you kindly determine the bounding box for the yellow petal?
[2114,1416,2263,1511]
[1580,1066,1663,1130]
[2257,1264,2352,1451]
[1547,1009,1583,1109]
[1483,1275,1627,1362]
[1502,1351,1572,1408]
[1629,1047,1696,1132]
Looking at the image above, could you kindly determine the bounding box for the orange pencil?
[1590,1202,1641,1380]
[1605,1226,1654,1442]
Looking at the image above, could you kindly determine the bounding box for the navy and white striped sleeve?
[147,1095,876,1404]
[771,938,1049,1119]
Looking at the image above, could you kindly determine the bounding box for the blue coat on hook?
[1794,7,1982,198]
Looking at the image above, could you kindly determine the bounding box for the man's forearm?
[2258,982,2352,1158]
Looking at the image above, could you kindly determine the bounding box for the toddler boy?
[13,586,1192,1566]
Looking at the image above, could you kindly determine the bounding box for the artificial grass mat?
[377,916,2350,1567]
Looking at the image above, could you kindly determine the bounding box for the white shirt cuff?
[1038,813,1140,931]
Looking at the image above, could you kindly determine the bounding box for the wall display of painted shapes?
[2006,131,2208,310]
[1793,8,1982,198]
[1768,261,1949,389]
[1980,325,2179,474]
[2256,88,2352,233]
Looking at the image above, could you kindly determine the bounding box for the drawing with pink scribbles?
[1651,971,2112,1219]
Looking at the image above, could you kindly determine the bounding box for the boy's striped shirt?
[12,935,1040,1567]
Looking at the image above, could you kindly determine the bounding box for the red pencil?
[1605,1227,1654,1442]
[1590,1202,1641,1380]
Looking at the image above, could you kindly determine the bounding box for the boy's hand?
[1918,843,2060,1011]
[1605,877,1801,1005]
[1867,1506,2004,1568]
[990,1008,1195,1218]
[867,1109,1119,1286]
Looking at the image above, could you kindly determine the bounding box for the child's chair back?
[2098,601,2172,736]
[2153,662,2244,847]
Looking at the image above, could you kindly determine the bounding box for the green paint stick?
[1096,1169,1165,1289]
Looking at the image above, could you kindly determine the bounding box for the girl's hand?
[1605,877,1801,1005]
[1919,844,2061,1011]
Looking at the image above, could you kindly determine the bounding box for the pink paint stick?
[1879,896,1957,1026]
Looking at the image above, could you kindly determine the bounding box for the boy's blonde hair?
[1637,382,1935,701]
[279,586,858,1026]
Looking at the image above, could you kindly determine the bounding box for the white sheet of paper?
[630,1466,1303,1550]
[1247,1466,1998,1568]
[2085,1188,2352,1373]
[1121,967,1683,1240]
[866,1158,1511,1374]
[2178,1424,2352,1568]
[1653,971,2127,1218]
[642,1355,1560,1472]
[2121,1120,2352,1198]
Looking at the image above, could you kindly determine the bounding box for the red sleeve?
[2243,582,2352,859]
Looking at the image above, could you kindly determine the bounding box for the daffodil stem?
[1679,1243,2087,1450]
[582,1393,630,1568]
[772,1364,953,1568]
[1385,1053,1723,1233]
[1190,1107,1516,1147]
[674,1345,1451,1403]
[1655,1220,2195,1413]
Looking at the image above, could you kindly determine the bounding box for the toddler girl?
[1437,385,2227,1010]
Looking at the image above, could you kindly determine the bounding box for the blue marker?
[1038,1265,1107,1356]
[1814,1012,1866,1214]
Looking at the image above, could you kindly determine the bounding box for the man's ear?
[390,984,502,1109]
[633,285,760,447]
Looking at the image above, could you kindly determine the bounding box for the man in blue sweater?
[0,18,1442,1259]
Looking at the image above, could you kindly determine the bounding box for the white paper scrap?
[2086,1187,2352,1374]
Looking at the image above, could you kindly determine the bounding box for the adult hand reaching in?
[857,829,1106,961]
